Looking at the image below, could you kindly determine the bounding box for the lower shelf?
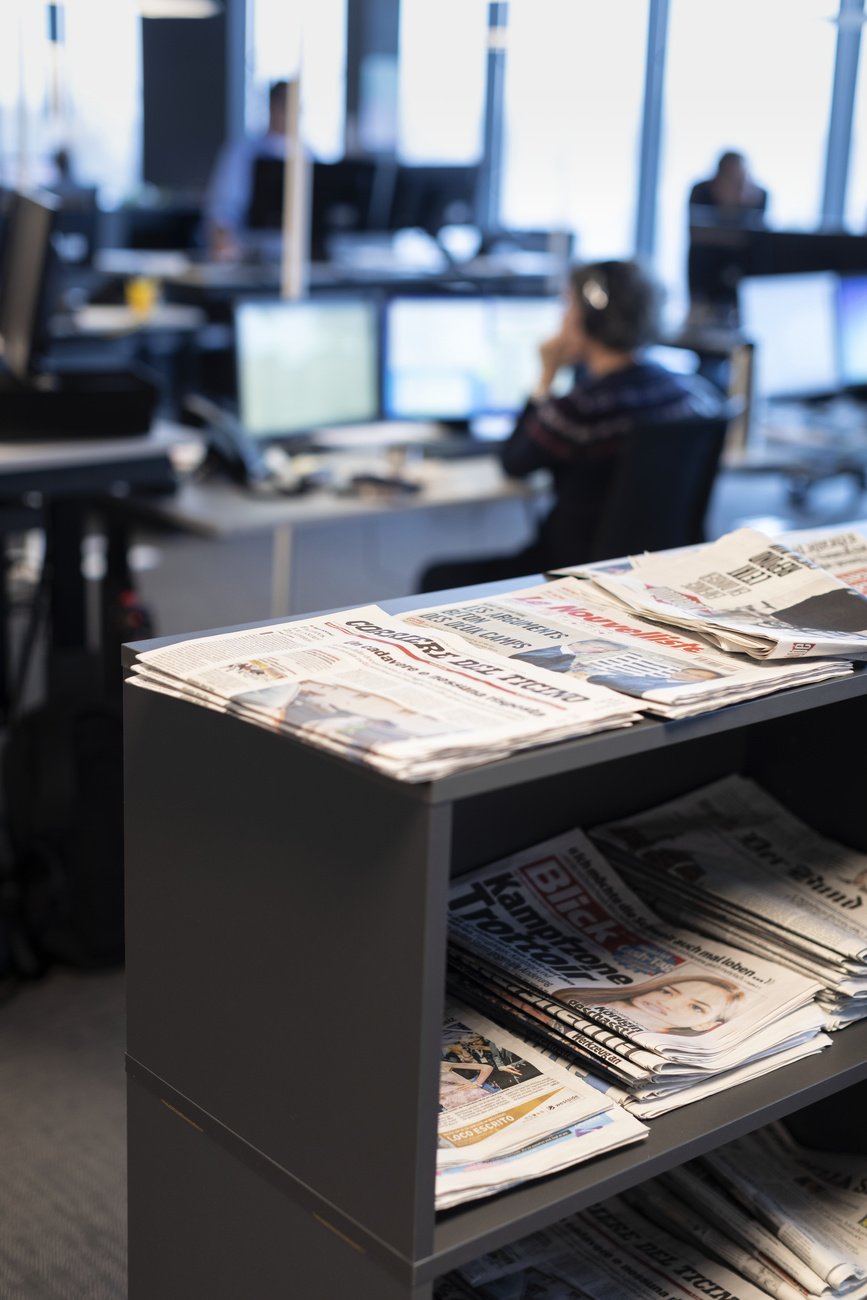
[129,1017,867,1286]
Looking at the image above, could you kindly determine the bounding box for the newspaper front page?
[400,580,850,719]
[436,1003,647,1207]
[448,827,821,1074]
[578,528,867,660]
[593,776,867,1026]
[129,606,639,781]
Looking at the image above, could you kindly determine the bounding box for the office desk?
[137,455,549,620]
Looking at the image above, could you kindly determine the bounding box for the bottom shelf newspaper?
[436,1193,776,1300]
[623,1124,867,1300]
[437,1004,647,1209]
[435,1122,867,1300]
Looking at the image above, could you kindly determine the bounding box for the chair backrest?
[589,414,729,561]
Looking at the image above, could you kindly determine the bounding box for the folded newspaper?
[698,1124,867,1297]
[593,775,867,1030]
[780,527,867,597]
[128,606,640,782]
[559,526,867,660]
[437,1193,777,1300]
[400,579,851,720]
[626,1131,867,1300]
[446,825,828,1115]
[436,1002,647,1208]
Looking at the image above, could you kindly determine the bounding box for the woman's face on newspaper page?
[623,980,734,1033]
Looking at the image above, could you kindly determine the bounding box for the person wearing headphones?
[420,260,716,591]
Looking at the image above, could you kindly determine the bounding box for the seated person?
[419,259,718,592]
[203,81,288,261]
[688,151,767,314]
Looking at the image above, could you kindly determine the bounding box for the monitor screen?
[738,272,839,400]
[838,275,867,386]
[235,299,379,437]
[383,296,571,421]
[0,191,56,379]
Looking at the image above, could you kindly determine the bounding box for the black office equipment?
[589,413,730,560]
[246,156,285,231]
[389,165,478,234]
[311,159,377,257]
[0,191,160,437]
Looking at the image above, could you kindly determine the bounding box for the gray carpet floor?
[0,970,126,1300]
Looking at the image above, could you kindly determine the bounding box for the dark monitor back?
[0,191,57,379]
[752,231,867,277]
[123,206,202,250]
[310,160,377,257]
[389,165,477,234]
[247,157,285,231]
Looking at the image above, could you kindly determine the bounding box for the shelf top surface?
[125,559,867,805]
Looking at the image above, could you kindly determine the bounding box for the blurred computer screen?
[235,298,379,437]
[838,275,867,388]
[738,272,839,400]
[383,296,570,422]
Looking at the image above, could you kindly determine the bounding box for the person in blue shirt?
[203,81,288,260]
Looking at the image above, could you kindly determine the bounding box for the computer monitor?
[838,275,867,387]
[737,272,839,400]
[383,296,570,422]
[0,191,57,379]
[389,166,478,235]
[235,299,380,437]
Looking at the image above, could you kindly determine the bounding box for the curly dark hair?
[570,260,662,352]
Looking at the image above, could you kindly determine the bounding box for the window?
[655,0,839,320]
[397,0,488,164]
[500,0,648,258]
[247,0,346,161]
[844,13,867,232]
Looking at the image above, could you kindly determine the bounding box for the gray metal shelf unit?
[124,592,867,1300]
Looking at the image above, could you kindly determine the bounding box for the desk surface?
[0,420,200,496]
[141,456,548,539]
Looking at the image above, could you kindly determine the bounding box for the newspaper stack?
[128,605,640,782]
[401,579,852,720]
[782,527,867,597]
[446,826,829,1119]
[436,1193,776,1300]
[593,775,867,1030]
[624,1124,867,1300]
[566,526,867,660]
[435,1002,647,1209]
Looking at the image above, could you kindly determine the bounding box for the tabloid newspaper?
[446,826,826,1112]
[436,1002,647,1208]
[593,775,867,1029]
[444,1194,775,1300]
[128,606,639,782]
[400,578,851,720]
[566,527,867,660]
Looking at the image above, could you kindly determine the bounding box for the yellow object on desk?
[125,275,161,317]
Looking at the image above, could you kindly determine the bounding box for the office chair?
[588,411,731,561]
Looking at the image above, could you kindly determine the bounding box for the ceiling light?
[138,1,223,17]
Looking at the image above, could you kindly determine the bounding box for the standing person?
[419,260,717,591]
[689,151,767,220]
[203,81,288,261]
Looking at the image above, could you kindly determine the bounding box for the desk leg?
[270,524,293,619]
